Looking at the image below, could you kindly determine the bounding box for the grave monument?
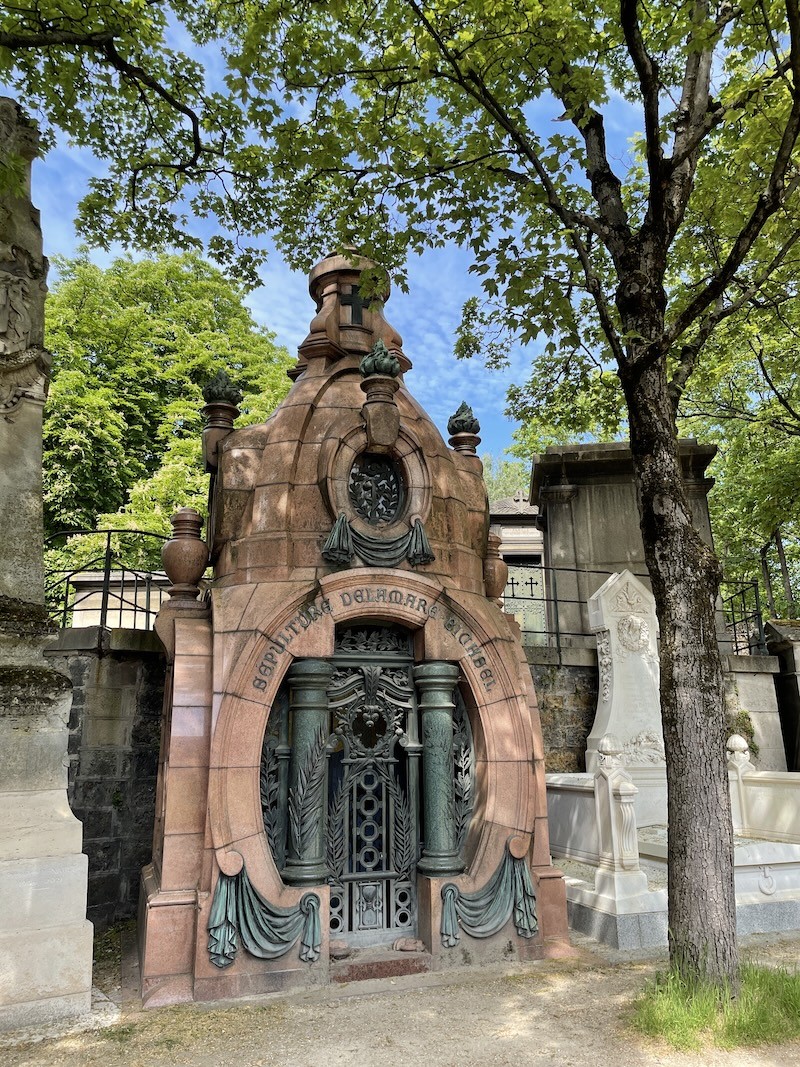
[139,249,569,1005]
[0,98,92,1029]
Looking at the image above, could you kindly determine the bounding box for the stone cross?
[341,285,369,324]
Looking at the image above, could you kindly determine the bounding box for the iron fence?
[45,528,169,631]
[502,564,767,658]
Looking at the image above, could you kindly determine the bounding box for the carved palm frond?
[326,776,347,883]
[260,741,282,864]
[288,725,328,856]
[379,765,415,876]
[454,742,474,849]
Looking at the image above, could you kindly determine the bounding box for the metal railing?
[45,528,169,631]
[719,579,767,655]
[502,564,767,658]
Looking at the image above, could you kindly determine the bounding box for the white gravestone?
[586,573,666,826]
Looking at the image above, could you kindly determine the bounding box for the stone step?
[330,946,432,984]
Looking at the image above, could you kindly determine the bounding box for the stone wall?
[45,627,164,930]
[723,653,786,771]
[527,645,788,774]
[527,647,598,772]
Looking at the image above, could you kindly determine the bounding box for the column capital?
[413,661,460,690]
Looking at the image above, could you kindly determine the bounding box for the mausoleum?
[139,250,569,1004]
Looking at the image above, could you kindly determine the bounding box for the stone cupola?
[207,250,490,605]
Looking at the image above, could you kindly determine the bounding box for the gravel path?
[3,932,800,1067]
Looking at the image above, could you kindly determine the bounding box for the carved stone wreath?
[617,614,649,653]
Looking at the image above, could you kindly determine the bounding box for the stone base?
[560,859,668,950]
[737,899,800,935]
[0,921,93,1031]
[560,829,800,950]
[567,898,668,950]
[0,850,93,1033]
[567,893,800,948]
[0,990,92,1033]
[138,865,197,1008]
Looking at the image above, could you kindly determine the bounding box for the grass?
[631,962,800,1050]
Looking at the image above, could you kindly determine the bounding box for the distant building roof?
[489,489,538,517]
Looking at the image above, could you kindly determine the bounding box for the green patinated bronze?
[359,338,400,378]
[440,839,538,947]
[414,661,463,877]
[453,689,475,851]
[207,863,320,967]
[447,401,480,436]
[260,689,290,870]
[282,659,334,886]
[322,513,435,567]
[202,368,243,405]
[341,284,369,325]
[349,453,404,523]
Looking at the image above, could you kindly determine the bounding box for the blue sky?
[31,138,533,460]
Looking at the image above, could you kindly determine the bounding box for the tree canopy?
[43,251,293,541]
[481,454,529,503]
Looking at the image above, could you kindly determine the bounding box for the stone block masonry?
[527,648,598,773]
[45,627,164,930]
[0,97,92,1031]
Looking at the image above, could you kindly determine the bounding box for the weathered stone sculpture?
[140,248,569,1005]
[0,98,92,1030]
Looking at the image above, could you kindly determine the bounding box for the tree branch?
[402,0,626,363]
[620,0,664,226]
[750,334,800,427]
[664,2,715,239]
[667,0,800,348]
[0,30,117,49]
[100,40,205,173]
[669,58,792,174]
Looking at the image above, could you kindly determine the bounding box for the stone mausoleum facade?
[139,251,569,1005]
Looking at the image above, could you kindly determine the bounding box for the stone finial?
[202,368,243,406]
[297,248,410,370]
[359,339,401,448]
[447,402,481,456]
[727,733,755,773]
[201,370,241,472]
[155,508,209,659]
[360,338,400,378]
[161,508,209,601]
[448,402,480,436]
[597,733,625,770]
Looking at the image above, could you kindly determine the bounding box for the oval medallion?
[348,454,403,525]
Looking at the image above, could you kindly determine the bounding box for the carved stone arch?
[201,566,554,990]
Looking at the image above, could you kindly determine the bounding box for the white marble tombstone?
[586,572,666,824]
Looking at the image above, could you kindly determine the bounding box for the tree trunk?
[620,354,739,990]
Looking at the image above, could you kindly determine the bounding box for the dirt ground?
[3,931,800,1067]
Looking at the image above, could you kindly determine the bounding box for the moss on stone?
[0,593,56,637]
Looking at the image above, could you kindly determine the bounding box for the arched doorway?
[260,623,474,946]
